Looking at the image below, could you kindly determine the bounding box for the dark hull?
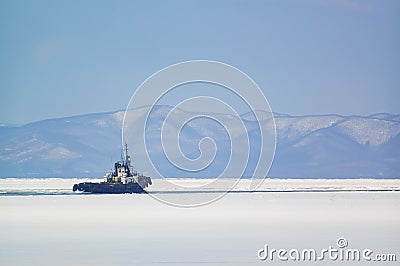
[73,182,146,194]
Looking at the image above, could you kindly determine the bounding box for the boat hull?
[72,182,146,194]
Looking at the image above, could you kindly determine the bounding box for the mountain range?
[0,106,399,178]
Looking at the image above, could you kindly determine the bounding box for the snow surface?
[1,178,399,194]
[0,181,399,266]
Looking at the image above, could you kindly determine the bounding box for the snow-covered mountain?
[0,107,399,178]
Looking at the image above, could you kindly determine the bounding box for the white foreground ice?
[1,178,400,192]
[0,178,399,265]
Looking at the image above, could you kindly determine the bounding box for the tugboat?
[73,144,152,194]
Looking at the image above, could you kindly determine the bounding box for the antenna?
[124,142,133,175]
[124,142,128,162]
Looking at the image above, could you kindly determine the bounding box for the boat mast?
[125,143,129,161]
[124,142,134,175]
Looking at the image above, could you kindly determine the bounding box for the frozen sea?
[1,178,399,265]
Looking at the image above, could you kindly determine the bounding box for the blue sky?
[1,0,399,124]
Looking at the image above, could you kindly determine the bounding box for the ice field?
[1,178,399,265]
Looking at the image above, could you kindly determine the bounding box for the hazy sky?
[1,0,399,124]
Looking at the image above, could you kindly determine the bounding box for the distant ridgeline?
[0,106,399,178]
